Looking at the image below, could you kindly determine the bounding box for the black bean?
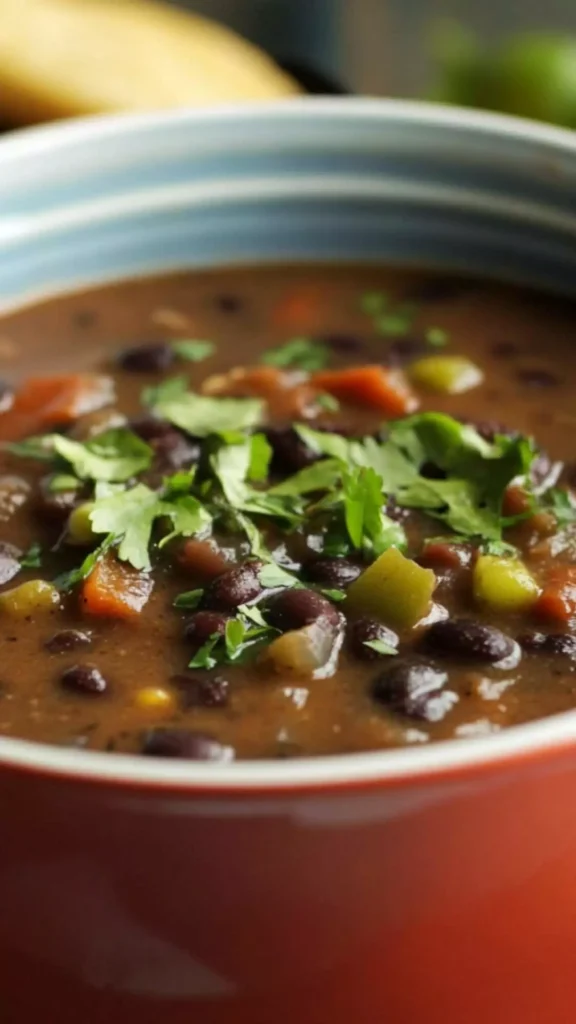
[0,381,13,414]
[319,333,364,353]
[384,496,411,523]
[45,629,92,654]
[491,341,517,359]
[385,337,428,367]
[350,619,399,661]
[202,562,263,612]
[0,542,22,585]
[265,427,319,475]
[173,674,230,709]
[305,557,362,588]
[60,664,108,696]
[516,368,559,388]
[118,342,174,373]
[215,294,242,313]
[371,658,453,721]
[267,588,340,632]
[36,476,80,523]
[424,619,517,664]
[128,416,175,442]
[142,728,234,760]
[184,611,231,648]
[518,632,576,657]
[151,431,202,471]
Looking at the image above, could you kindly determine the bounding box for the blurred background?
[1,0,576,130]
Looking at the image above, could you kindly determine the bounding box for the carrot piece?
[271,286,327,332]
[534,566,576,623]
[311,366,418,417]
[0,374,115,440]
[81,554,153,619]
[202,364,317,419]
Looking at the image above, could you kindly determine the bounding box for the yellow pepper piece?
[410,355,484,394]
[346,547,436,628]
[0,579,60,617]
[473,554,540,612]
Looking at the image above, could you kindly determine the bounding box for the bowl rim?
[3,95,576,792]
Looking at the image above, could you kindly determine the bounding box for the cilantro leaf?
[151,389,264,438]
[320,588,346,602]
[5,435,57,462]
[171,340,215,362]
[89,484,162,570]
[316,393,340,412]
[426,327,449,347]
[158,495,212,548]
[360,291,388,316]
[261,337,329,371]
[248,433,272,482]
[53,428,152,483]
[174,588,204,610]
[142,375,189,409]
[53,535,115,591]
[49,474,82,493]
[258,563,299,589]
[269,458,342,497]
[546,488,576,526]
[20,542,42,569]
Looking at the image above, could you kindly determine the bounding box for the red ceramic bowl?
[2,100,576,1024]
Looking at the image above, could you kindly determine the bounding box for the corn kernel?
[134,687,175,712]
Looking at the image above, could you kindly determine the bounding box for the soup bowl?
[2,99,576,1024]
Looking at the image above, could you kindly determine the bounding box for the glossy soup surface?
[0,265,575,760]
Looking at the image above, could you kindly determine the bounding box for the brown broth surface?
[0,264,575,758]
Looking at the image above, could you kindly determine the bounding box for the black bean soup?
[0,264,574,761]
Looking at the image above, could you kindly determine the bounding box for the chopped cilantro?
[89,483,211,570]
[53,428,153,483]
[49,474,82,493]
[174,589,204,610]
[258,563,299,589]
[483,540,518,557]
[316,392,340,412]
[261,337,330,371]
[20,542,42,569]
[426,327,449,347]
[376,311,413,337]
[248,433,272,482]
[188,608,278,669]
[364,639,398,656]
[142,375,188,408]
[150,388,264,438]
[53,535,114,591]
[320,588,346,602]
[188,634,221,670]
[546,488,576,527]
[5,435,56,462]
[269,458,342,497]
[171,340,215,362]
[360,291,388,317]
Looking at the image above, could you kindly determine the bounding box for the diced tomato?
[0,374,115,440]
[81,554,153,619]
[420,542,473,569]
[534,566,576,623]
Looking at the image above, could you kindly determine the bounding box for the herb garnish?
[20,542,42,569]
[364,639,398,656]
[53,429,153,483]
[261,337,330,371]
[171,340,215,362]
[148,383,264,437]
